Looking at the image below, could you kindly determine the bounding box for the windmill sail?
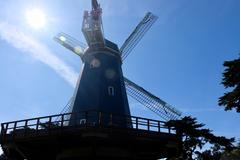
[124,77,181,121]
[54,32,87,59]
[120,12,158,61]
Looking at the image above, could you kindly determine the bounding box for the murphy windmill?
[0,1,182,160]
[54,0,181,124]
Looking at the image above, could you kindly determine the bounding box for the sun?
[25,9,46,29]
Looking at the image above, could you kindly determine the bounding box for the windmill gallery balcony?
[0,110,182,160]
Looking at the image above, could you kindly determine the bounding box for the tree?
[0,154,6,160]
[219,57,240,112]
[166,116,235,160]
[195,144,223,160]
[220,142,240,160]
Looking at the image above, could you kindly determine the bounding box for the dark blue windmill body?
[69,41,131,127]
[71,43,129,112]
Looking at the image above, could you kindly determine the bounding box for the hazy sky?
[0,0,240,153]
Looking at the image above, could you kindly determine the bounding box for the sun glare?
[26,9,46,29]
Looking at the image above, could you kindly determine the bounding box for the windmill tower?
[55,0,131,128]
[54,0,181,123]
[0,1,182,160]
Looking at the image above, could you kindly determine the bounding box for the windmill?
[54,0,181,125]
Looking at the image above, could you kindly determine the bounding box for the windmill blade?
[124,77,181,121]
[120,12,158,61]
[55,97,73,121]
[54,32,87,59]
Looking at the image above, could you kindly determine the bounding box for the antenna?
[92,0,99,10]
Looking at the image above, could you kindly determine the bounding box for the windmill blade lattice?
[54,32,87,59]
[120,12,158,61]
[124,77,181,121]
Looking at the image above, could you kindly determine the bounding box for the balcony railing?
[1,111,175,139]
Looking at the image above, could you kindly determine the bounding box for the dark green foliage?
[166,116,235,160]
[195,144,223,160]
[220,144,240,160]
[39,122,60,129]
[219,57,240,112]
[0,154,6,160]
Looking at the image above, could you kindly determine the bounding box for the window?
[90,63,94,68]
[108,86,115,96]
[80,119,86,125]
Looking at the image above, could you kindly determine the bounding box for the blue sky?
[0,0,240,152]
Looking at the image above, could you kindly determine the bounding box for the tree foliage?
[195,144,223,160]
[220,143,240,160]
[166,116,235,160]
[219,57,240,112]
[0,154,6,160]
